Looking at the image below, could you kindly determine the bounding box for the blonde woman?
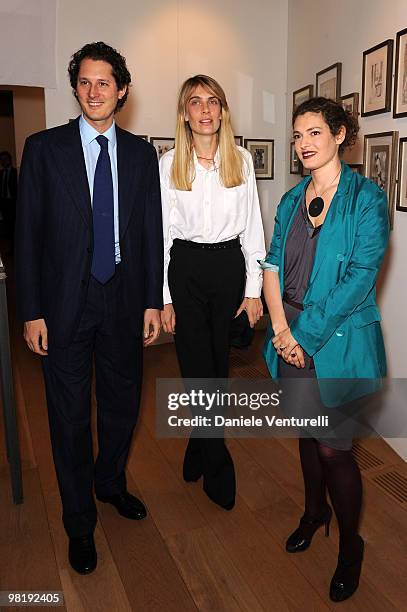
[160,75,265,510]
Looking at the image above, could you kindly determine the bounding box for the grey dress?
[278,198,352,450]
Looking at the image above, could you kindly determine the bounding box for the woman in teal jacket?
[262,98,389,602]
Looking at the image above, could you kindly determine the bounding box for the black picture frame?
[396,137,407,212]
[293,84,313,111]
[361,39,393,117]
[393,28,407,118]
[340,93,359,117]
[316,62,342,101]
[243,139,274,180]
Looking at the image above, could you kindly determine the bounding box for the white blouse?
[159,146,266,305]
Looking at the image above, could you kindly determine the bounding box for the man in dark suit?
[0,150,18,248]
[15,42,163,574]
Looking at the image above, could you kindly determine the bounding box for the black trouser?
[42,269,143,537]
[168,239,245,502]
[168,239,245,378]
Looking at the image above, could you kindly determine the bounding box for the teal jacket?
[262,162,390,407]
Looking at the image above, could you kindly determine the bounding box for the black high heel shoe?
[286,505,332,553]
[329,536,364,602]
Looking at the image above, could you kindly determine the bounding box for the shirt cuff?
[163,285,172,305]
[258,258,279,273]
[244,275,262,298]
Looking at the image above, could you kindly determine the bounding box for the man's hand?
[161,303,176,334]
[143,308,161,346]
[235,297,263,328]
[24,318,48,355]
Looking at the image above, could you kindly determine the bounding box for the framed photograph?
[396,137,407,212]
[244,139,274,180]
[340,93,359,117]
[150,137,175,159]
[289,142,302,174]
[316,63,341,100]
[234,135,243,146]
[293,84,313,111]
[361,40,393,116]
[393,28,407,118]
[362,131,398,228]
[348,163,363,174]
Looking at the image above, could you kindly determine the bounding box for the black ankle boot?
[183,437,203,482]
[286,505,332,553]
[329,535,364,602]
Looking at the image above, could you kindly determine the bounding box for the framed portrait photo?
[289,142,302,174]
[396,137,407,212]
[393,28,407,118]
[234,135,243,146]
[361,39,393,116]
[340,92,359,117]
[293,84,313,111]
[244,139,274,180]
[150,137,175,159]
[316,63,341,100]
[362,131,398,228]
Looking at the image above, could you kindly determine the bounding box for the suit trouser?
[42,269,143,537]
[168,240,245,492]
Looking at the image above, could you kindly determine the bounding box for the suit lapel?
[52,117,92,227]
[116,126,138,239]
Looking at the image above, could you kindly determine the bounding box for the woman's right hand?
[161,303,176,334]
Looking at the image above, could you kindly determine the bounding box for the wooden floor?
[1,257,407,611]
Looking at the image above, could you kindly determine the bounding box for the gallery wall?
[44,0,289,246]
[287,0,407,458]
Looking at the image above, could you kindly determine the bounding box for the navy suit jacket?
[15,117,163,347]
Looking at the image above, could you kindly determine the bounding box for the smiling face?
[293,111,345,171]
[185,84,222,138]
[75,58,127,132]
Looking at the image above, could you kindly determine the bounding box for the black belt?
[172,238,240,250]
[283,293,304,311]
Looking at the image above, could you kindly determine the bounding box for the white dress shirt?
[79,115,121,263]
[159,146,266,304]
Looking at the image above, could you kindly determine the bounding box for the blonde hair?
[171,75,244,190]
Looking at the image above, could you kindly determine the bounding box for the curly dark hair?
[68,41,131,111]
[292,97,359,155]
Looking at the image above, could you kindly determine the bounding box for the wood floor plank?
[183,485,329,611]
[166,525,263,611]
[127,423,207,540]
[0,467,65,607]
[238,437,305,507]
[98,471,197,612]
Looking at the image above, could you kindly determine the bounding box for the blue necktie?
[91,135,115,284]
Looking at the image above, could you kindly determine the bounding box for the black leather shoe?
[69,534,97,574]
[96,491,147,520]
[329,536,364,602]
[286,505,332,553]
[183,437,203,482]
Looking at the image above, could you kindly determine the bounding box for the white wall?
[44,0,288,246]
[287,0,407,459]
